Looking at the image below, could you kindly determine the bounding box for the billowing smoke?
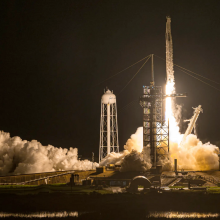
[162,102,220,171]
[123,127,143,153]
[100,125,219,172]
[0,131,98,175]
[100,127,151,172]
[167,134,219,170]
[120,150,151,172]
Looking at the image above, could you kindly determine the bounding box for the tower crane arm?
[180,105,203,146]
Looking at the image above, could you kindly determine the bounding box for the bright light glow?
[149,212,219,218]
[163,79,219,171]
[0,212,79,218]
[165,80,182,144]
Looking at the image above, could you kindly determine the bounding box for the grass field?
[169,186,185,189]
[207,187,220,194]
[0,184,38,188]
[1,183,220,195]
[0,184,112,195]
[168,186,220,194]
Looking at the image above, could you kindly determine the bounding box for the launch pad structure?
[98,16,209,173]
[139,55,187,170]
[140,16,187,171]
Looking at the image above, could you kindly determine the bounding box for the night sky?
[1,0,220,161]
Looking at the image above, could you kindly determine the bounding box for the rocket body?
[166,16,175,86]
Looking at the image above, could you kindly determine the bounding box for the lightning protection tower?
[99,88,119,162]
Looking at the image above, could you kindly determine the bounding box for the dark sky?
[1,0,220,160]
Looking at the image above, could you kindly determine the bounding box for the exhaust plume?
[100,124,219,172]
[168,134,219,170]
[0,131,98,175]
[164,66,219,171]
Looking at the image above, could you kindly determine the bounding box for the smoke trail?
[0,131,98,175]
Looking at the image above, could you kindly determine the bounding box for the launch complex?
[0,17,220,193]
[98,16,205,174]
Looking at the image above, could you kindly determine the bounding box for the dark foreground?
[0,191,220,219]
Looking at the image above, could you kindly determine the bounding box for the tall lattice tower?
[99,88,119,162]
[139,55,186,171]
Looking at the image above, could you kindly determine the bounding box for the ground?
[1,171,220,219]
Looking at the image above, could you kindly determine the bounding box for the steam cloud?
[162,101,220,171]
[1,121,218,175]
[100,126,219,172]
[0,131,98,175]
[168,134,219,170]
[100,127,151,172]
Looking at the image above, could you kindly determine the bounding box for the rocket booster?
[166,16,174,84]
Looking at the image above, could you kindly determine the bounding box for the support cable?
[92,55,151,88]
[118,55,151,95]
[118,99,138,113]
[154,54,220,85]
[175,64,220,85]
[176,67,220,92]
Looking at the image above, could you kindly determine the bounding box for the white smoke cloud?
[168,134,219,170]
[100,124,219,172]
[124,127,143,153]
[99,151,129,167]
[100,127,151,172]
[162,98,220,171]
[0,131,98,175]
[2,117,217,175]
[100,127,144,167]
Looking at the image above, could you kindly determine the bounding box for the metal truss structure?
[156,120,169,160]
[140,85,169,168]
[139,83,186,168]
[99,89,119,162]
[139,50,186,169]
[180,105,203,146]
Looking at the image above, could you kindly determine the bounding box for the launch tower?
[99,88,119,162]
[140,16,187,171]
[139,82,168,169]
[139,56,186,170]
